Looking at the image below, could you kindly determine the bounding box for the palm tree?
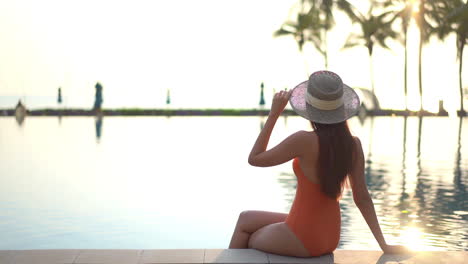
[428,0,467,115]
[304,4,329,68]
[303,0,355,68]
[274,2,316,73]
[447,2,467,115]
[392,0,414,111]
[275,0,354,69]
[274,1,313,54]
[311,0,334,69]
[414,0,435,111]
[342,2,397,94]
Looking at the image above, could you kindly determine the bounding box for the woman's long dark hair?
[311,121,355,200]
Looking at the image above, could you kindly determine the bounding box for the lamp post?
[259,82,265,107]
[166,89,171,105]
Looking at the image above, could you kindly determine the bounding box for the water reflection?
[0,116,466,250]
[455,117,464,188]
[95,115,103,142]
[278,172,296,211]
[399,116,409,211]
[259,111,267,131]
[15,114,25,126]
[450,117,466,248]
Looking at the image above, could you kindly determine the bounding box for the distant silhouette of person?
[58,87,63,104]
[93,82,103,112]
[15,100,25,110]
[15,100,26,125]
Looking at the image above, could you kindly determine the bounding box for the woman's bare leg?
[228,210,287,248]
[248,222,311,257]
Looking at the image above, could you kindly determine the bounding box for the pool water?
[0,116,466,250]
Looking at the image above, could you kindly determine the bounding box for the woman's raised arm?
[248,89,306,167]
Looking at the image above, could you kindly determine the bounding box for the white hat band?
[306,92,344,110]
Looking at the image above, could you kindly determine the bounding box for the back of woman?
[228,70,408,257]
[285,156,341,256]
[285,122,356,256]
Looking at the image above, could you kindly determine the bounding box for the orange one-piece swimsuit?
[285,157,341,256]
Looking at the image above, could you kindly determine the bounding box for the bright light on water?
[400,227,431,251]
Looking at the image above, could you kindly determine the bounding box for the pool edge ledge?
[1,249,466,263]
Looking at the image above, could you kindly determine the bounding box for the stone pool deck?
[0,249,466,264]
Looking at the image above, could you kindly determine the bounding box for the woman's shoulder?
[293,130,318,140]
[351,136,364,160]
[289,130,318,149]
[352,136,362,147]
[287,131,318,158]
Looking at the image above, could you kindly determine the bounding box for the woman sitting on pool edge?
[228,71,408,257]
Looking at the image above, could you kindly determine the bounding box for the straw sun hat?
[289,70,361,124]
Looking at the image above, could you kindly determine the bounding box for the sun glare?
[401,227,429,251]
[400,226,439,251]
[410,0,420,14]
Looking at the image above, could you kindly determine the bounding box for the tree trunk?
[324,52,328,69]
[369,49,375,94]
[324,30,329,69]
[302,50,310,78]
[459,42,464,114]
[455,117,462,183]
[417,0,425,112]
[401,116,408,198]
[418,35,423,111]
[404,31,408,111]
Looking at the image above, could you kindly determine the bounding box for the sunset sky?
[0,0,466,112]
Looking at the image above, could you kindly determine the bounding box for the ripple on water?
[0,116,467,250]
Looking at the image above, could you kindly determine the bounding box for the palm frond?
[447,3,468,23]
[273,27,295,37]
[336,0,360,22]
[308,36,325,55]
[342,33,363,50]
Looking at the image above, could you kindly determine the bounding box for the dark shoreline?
[2,108,466,117]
